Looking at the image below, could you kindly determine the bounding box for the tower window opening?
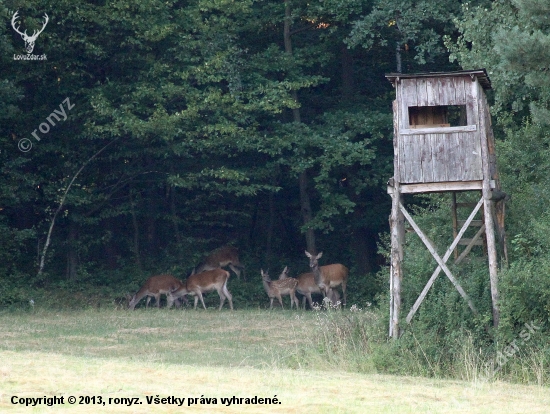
[408,105,468,128]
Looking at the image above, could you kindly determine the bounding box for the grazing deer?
[280,271,340,309]
[128,274,187,310]
[192,245,245,280]
[171,268,233,311]
[261,268,299,310]
[305,251,348,307]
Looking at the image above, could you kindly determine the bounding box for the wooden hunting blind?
[385,69,506,339]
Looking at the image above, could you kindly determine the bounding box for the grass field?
[0,308,549,413]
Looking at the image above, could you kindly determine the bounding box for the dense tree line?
[0,0,548,340]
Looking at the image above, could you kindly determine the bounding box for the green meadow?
[0,308,548,413]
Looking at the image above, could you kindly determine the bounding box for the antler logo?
[11,11,49,54]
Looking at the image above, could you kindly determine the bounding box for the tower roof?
[385,69,491,90]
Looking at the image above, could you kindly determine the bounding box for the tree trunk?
[129,189,142,272]
[170,186,183,250]
[266,190,275,268]
[341,44,354,100]
[299,170,316,254]
[66,222,78,281]
[284,0,317,254]
[103,222,119,270]
[395,41,402,73]
[351,226,374,275]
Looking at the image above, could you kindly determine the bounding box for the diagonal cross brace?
[399,201,479,321]
[406,197,483,323]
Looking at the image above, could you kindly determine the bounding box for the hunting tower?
[385,69,507,339]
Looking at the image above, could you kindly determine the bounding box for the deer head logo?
[11,11,49,54]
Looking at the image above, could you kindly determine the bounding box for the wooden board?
[420,134,434,183]
[447,132,462,181]
[400,125,476,135]
[400,79,417,128]
[438,77,455,106]
[387,181,487,194]
[432,133,448,182]
[416,78,429,107]
[466,78,478,131]
[400,134,423,183]
[410,124,450,129]
[453,77,466,105]
[426,78,437,106]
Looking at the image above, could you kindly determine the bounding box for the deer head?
[11,11,49,54]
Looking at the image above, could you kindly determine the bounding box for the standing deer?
[191,245,245,280]
[279,271,340,309]
[171,268,233,311]
[261,268,299,310]
[305,251,348,307]
[11,11,49,54]
[128,274,187,310]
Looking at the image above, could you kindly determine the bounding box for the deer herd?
[128,246,349,311]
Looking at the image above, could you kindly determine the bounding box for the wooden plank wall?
[399,132,482,183]
[398,76,483,183]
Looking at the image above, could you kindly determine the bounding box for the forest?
[1,0,549,373]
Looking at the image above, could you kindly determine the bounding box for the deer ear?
[305,250,312,258]
[283,266,288,272]
[317,252,323,259]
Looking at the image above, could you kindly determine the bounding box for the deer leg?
[193,295,199,310]
[168,293,179,309]
[128,294,143,310]
[197,291,207,310]
[222,284,233,310]
[308,293,316,309]
[171,291,187,309]
[269,298,274,310]
[228,264,241,280]
[277,295,284,310]
[217,288,226,311]
[145,296,151,309]
[154,293,161,308]
[290,292,298,310]
[341,281,347,307]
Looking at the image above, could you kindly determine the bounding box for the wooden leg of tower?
[451,192,458,260]
[390,189,404,339]
[495,199,508,266]
[483,194,500,328]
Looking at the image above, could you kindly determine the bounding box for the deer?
[279,270,340,309]
[305,251,349,307]
[170,268,233,311]
[128,274,187,310]
[261,267,299,310]
[11,11,49,54]
[191,245,245,280]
